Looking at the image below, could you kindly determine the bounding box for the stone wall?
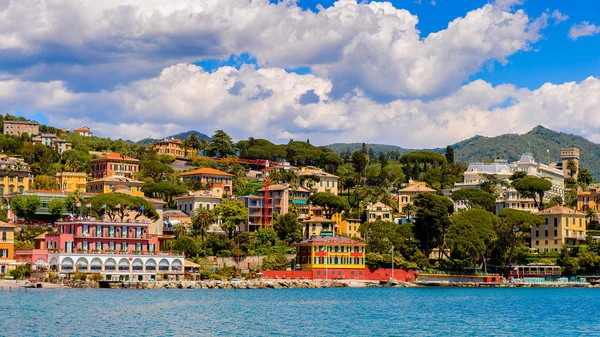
[196,254,296,271]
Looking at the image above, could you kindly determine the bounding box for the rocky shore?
[104,279,417,289]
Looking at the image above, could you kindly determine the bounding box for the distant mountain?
[326,126,600,179]
[136,130,210,146]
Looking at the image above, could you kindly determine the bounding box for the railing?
[46,249,182,256]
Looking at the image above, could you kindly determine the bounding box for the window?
[1,231,5,242]
[553,217,558,227]
[536,240,539,245]
[535,230,539,237]
[0,249,7,258]
[554,230,558,236]
[545,230,548,237]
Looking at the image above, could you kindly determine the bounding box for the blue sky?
[2,0,600,146]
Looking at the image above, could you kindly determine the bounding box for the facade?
[0,156,32,196]
[176,184,223,215]
[296,166,339,195]
[365,202,393,222]
[259,184,290,222]
[32,134,72,154]
[531,206,587,252]
[86,175,144,196]
[91,153,140,179]
[577,186,600,213]
[0,222,16,275]
[154,138,185,158]
[289,187,311,219]
[75,126,93,137]
[398,181,436,210]
[55,172,87,192]
[561,148,580,178]
[179,168,233,196]
[301,217,336,240]
[295,236,366,270]
[332,213,362,238]
[237,195,263,232]
[495,188,537,214]
[3,120,39,136]
[40,219,184,281]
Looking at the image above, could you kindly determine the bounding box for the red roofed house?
[179,168,233,196]
[75,126,93,137]
[91,153,140,179]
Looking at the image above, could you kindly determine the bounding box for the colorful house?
[176,184,223,215]
[0,156,32,196]
[532,205,587,252]
[365,202,393,223]
[301,217,336,240]
[398,180,436,210]
[0,222,16,275]
[75,126,93,137]
[55,172,88,192]
[179,168,233,196]
[91,153,140,179]
[3,120,39,136]
[296,166,339,195]
[86,176,144,196]
[154,138,185,158]
[332,213,362,238]
[32,134,72,154]
[295,236,365,271]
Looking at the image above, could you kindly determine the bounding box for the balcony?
[565,233,587,240]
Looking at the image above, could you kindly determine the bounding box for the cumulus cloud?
[492,0,524,11]
[2,63,600,149]
[569,22,600,40]
[550,10,569,25]
[0,0,548,100]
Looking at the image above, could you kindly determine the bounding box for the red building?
[91,153,140,179]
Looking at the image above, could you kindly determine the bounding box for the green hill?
[136,130,210,146]
[326,126,600,179]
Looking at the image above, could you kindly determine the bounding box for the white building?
[176,185,223,215]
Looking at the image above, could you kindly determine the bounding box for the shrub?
[261,253,289,271]
[88,273,103,282]
[73,271,87,281]
[8,264,31,280]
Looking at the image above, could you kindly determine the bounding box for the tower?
[561,148,580,178]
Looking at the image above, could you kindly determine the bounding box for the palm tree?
[182,139,191,158]
[187,133,200,156]
[173,223,188,237]
[567,160,578,178]
[198,139,209,156]
[192,208,216,241]
[402,203,417,222]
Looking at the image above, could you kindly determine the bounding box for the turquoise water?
[2,287,598,336]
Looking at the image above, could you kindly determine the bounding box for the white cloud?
[569,21,600,40]
[2,64,600,149]
[550,10,568,25]
[492,0,524,11]
[0,0,547,100]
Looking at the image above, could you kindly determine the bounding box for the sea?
[1,287,598,336]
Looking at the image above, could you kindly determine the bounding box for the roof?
[34,233,46,240]
[91,153,139,162]
[297,167,339,179]
[296,236,365,245]
[90,176,144,185]
[465,162,514,175]
[0,221,16,228]
[184,259,201,268]
[179,168,233,177]
[302,216,335,224]
[165,210,190,218]
[176,189,223,200]
[518,153,537,165]
[259,184,290,192]
[399,184,436,193]
[155,138,182,144]
[536,205,585,216]
[366,202,393,210]
[293,186,311,193]
[75,126,91,131]
[4,120,39,125]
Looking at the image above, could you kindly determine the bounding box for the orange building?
[0,222,16,275]
[179,168,233,195]
[91,153,140,179]
[154,138,185,158]
[75,126,93,137]
[3,120,39,136]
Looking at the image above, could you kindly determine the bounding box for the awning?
[184,260,201,268]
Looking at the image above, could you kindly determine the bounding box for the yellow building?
[332,213,362,238]
[154,138,185,158]
[0,222,16,275]
[398,180,436,210]
[532,205,587,253]
[295,236,366,270]
[297,166,339,195]
[301,217,336,240]
[0,156,32,196]
[3,120,39,136]
[55,172,87,192]
[365,202,393,222]
[86,176,144,196]
[577,186,600,213]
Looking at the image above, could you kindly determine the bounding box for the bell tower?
[561,148,580,178]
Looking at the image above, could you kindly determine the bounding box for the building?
[561,148,580,178]
[179,168,233,196]
[3,120,39,136]
[237,195,263,232]
[295,236,366,271]
[0,222,16,275]
[6,190,96,219]
[296,166,339,195]
[0,156,32,196]
[86,175,144,196]
[531,205,587,253]
[577,186,600,213]
[75,126,93,137]
[154,138,185,158]
[32,134,72,154]
[365,202,393,222]
[259,184,290,221]
[34,219,185,281]
[290,187,311,219]
[176,184,224,215]
[301,217,336,240]
[456,160,514,189]
[398,181,436,210]
[332,213,362,238]
[55,172,88,192]
[495,188,537,214]
[91,153,140,179]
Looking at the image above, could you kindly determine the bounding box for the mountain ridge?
[136,130,210,146]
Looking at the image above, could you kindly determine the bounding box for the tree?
[142,182,187,207]
[48,199,65,218]
[11,195,41,221]
[308,192,350,219]
[445,145,454,164]
[140,160,174,182]
[261,252,289,270]
[31,175,59,190]
[61,150,91,173]
[512,177,552,211]
[88,193,159,221]
[207,130,235,158]
[577,168,593,187]
[496,209,545,266]
[413,193,454,257]
[273,213,302,244]
[172,236,201,257]
[351,151,369,177]
[211,199,247,239]
[359,220,415,258]
[191,208,216,241]
[450,187,496,213]
[566,160,578,178]
[253,227,278,248]
[401,203,417,222]
[448,209,497,273]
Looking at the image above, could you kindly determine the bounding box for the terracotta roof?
[536,205,585,216]
[34,233,46,240]
[156,138,182,144]
[294,186,311,193]
[75,126,91,131]
[296,236,365,245]
[259,184,290,192]
[4,120,38,125]
[92,153,139,162]
[399,184,436,193]
[165,210,190,218]
[179,168,233,177]
[90,176,144,184]
[366,202,392,210]
[0,221,16,228]
[302,216,335,224]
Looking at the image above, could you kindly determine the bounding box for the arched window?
[146,259,156,271]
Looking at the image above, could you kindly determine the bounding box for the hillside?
[136,130,210,145]
[326,126,600,179]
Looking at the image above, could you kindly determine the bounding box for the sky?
[1,0,600,148]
